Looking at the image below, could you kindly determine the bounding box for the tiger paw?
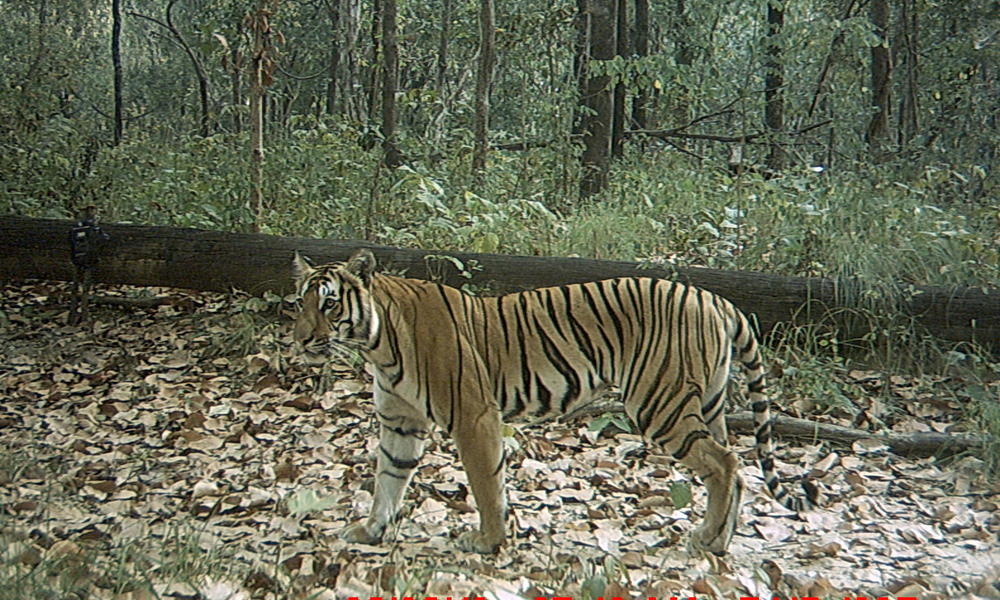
[687,526,729,557]
[340,521,383,546]
[455,530,502,554]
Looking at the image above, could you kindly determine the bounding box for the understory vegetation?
[9,123,999,291]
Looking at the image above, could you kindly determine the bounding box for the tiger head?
[291,249,379,364]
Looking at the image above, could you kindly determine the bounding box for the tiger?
[291,248,817,555]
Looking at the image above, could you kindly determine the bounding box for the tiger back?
[292,249,817,555]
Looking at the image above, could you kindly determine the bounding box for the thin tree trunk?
[111,0,123,145]
[337,0,361,120]
[436,0,452,94]
[365,0,381,124]
[166,1,210,137]
[672,0,694,124]
[579,0,616,200]
[866,0,892,157]
[631,0,649,130]
[380,0,403,167]
[808,0,858,119]
[326,2,340,114]
[249,1,268,232]
[472,0,496,173]
[897,0,919,147]
[610,0,627,158]
[229,24,243,134]
[764,0,785,171]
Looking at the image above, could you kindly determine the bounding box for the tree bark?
[567,408,987,458]
[472,0,495,173]
[866,0,892,157]
[764,0,785,171]
[340,0,362,120]
[579,0,616,199]
[111,0,123,145]
[631,0,650,130]
[229,23,243,134]
[365,0,381,123]
[166,0,210,137]
[436,0,452,95]
[610,0,627,159]
[725,412,985,457]
[2,216,998,351]
[571,0,590,138]
[249,1,267,232]
[380,0,403,167]
[671,0,694,124]
[897,0,919,147]
[325,1,341,115]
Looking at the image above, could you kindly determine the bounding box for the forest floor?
[1,281,998,600]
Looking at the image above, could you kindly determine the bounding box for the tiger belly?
[496,371,612,421]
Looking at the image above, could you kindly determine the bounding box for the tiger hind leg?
[641,402,743,554]
[676,432,744,555]
[341,412,429,545]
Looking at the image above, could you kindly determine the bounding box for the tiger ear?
[292,251,315,283]
[346,249,377,285]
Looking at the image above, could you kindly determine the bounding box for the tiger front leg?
[341,413,429,546]
[453,408,507,554]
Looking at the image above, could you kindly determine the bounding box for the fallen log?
[725,411,986,458]
[1,215,997,350]
[567,404,986,458]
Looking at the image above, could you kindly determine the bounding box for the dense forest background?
[1,0,997,290]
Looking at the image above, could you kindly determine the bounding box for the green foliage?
[588,411,633,436]
[669,481,693,510]
[967,382,1000,476]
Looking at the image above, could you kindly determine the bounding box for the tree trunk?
[380,0,403,167]
[166,0,209,137]
[631,0,650,130]
[610,0,627,159]
[436,0,452,94]
[671,0,694,124]
[472,0,496,173]
[365,0,381,124]
[3,216,998,352]
[229,22,243,134]
[764,0,785,171]
[579,0,616,200]
[866,0,892,157]
[808,0,858,119]
[567,408,987,459]
[249,3,266,232]
[325,2,340,115]
[571,0,590,138]
[111,0,123,145]
[897,0,919,147]
[343,0,362,120]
